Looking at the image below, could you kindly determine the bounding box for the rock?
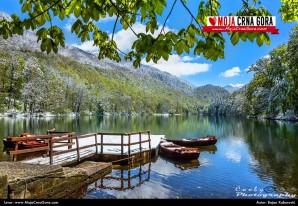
[0,161,111,199]
[0,175,8,199]
[0,162,63,183]
[74,161,112,176]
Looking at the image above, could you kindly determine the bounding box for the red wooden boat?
[159,141,200,160]
[17,141,48,149]
[164,135,217,147]
[2,132,36,148]
[3,128,65,148]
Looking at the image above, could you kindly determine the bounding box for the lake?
[0,115,297,199]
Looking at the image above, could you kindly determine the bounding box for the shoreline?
[0,112,297,122]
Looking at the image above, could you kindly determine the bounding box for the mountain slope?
[0,28,194,95]
[224,84,244,93]
[194,84,230,104]
[0,11,12,21]
[0,16,199,115]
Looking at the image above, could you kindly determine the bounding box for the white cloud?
[64,23,72,32]
[244,66,251,72]
[70,21,165,53]
[113,21,210,77]
[141,54,211,77]
[220,67,241,78]
[228,84,244,88]
[71,22,211,77]
[64,14,76,32]
[71,22,150,53]
[181,56,199,61]
[111,22,174,52]
[72,41,98,52]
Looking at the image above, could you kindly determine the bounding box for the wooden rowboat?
[2,129,73,148]
[164,135,217,147]
[2,132,36,148]
[17,141,48,150]
[159,141,200,160]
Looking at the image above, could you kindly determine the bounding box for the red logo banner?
[202,26,279,34]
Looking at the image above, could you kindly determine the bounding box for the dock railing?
[8,132,75,161]
[9,130,152,165]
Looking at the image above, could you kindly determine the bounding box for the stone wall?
[0,161,111,199]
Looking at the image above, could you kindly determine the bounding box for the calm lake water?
[0,115,297,199]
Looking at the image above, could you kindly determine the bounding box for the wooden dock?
[8,131,164,166]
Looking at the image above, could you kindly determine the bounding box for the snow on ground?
[22,134,164,165]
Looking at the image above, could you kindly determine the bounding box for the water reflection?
[243,119,298,196]
[2,146,45,162]
[198,145,217,154]
[90,163,151,192]
[158,154,200,170]
[84,160,154,199]
[0,116,297,198]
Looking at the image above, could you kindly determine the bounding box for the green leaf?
[256,35,263,46]
[240,33,247,42]
[58,9,65,20]
[145,54,152,62]
[74,8,80,18]
[65,0,76,15]
[133,60,140,68]
[71,19,82,34]
[263,33,271,46]
[162,52,169,61]
[140,5,147,21]
[53,45,58,53]
[174,40,184,55]
[41,41,47,52]
[74,1,81,18]
[231,32,239,45]
[92,9,100,21]
[154,0,165,16]
[46,39,53,54]
[247,33,255,42]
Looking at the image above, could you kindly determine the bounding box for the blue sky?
[0,0,296,87]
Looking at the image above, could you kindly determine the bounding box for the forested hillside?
[0,48,202,115]
[208,25,298,120]
[194,84,230,104]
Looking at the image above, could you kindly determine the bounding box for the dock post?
[121,134,124,157]
[49,137,53,165]
[95,133,98,154]
[148,130,151,158]
[139,166,142,182]
[120,170,124,190]
[139,132,142,157]
[68,134,72,149]
[148,162,151,178]
[13,142,19,162]
[128,134,131,157]
[76,136,80,162]
[100,134,103,155]
[128,170,131,189]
